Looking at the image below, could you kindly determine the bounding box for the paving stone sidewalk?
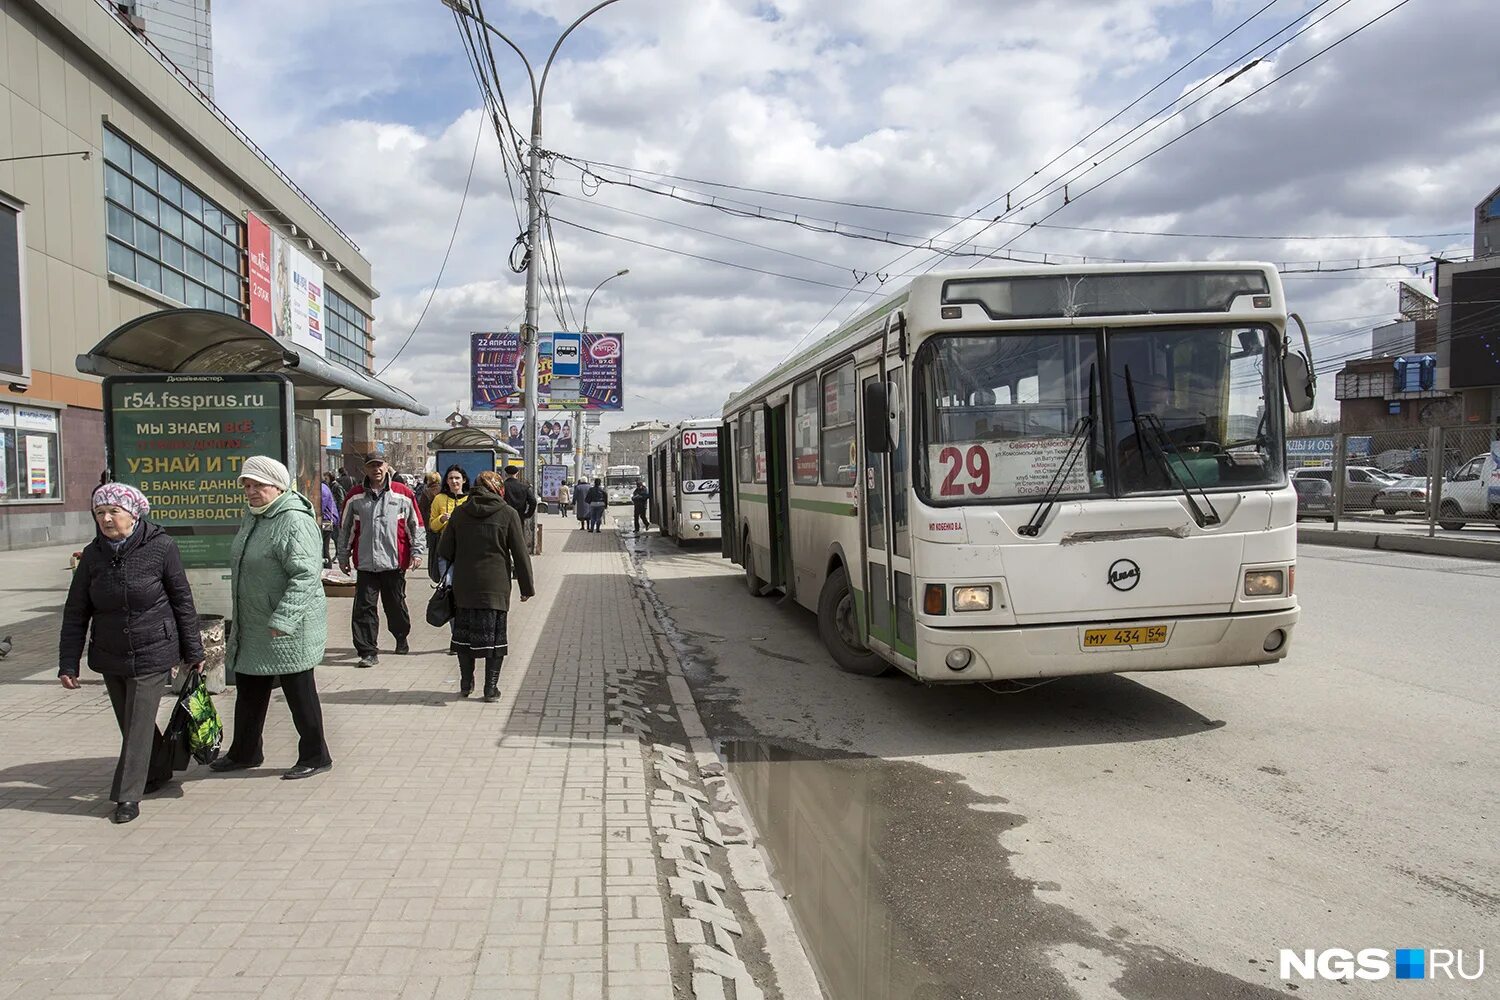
[0,515,788,1000]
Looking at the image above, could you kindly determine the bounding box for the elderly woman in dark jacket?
[59,483,204,824]
[437,470,535,702]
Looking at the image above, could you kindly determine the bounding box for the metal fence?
[1289,424,1500,535]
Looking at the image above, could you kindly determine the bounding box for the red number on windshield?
[938,447,963,496]
[966,446,991,495]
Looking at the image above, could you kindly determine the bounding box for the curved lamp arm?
[583,268,630,332]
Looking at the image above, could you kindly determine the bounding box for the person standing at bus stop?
[631,480,651,534]
[585,478,607,533]
[573,478,591,530]
[338,458,425,668]
[502,466,538,554]
[418,471,442,582]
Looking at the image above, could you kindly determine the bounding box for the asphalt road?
[624,527,1498,1000]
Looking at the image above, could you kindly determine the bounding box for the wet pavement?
[623,529,1498,1000]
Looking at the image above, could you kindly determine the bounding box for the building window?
[103,127,243,317]
[0,402,62,503]
[0,195,26,383]
[325,286,373,374]
[821,363,857,486]
[792,377,819,485]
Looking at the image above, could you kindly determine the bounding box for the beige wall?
[1,0,378,406]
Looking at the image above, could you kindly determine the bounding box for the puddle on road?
[720,740,1292,1000]
[721,740,969,1000]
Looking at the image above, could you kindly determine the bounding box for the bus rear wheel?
[817,567,888,676]
[744,540,768,597]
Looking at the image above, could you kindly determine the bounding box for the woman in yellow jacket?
[430,465,470,539]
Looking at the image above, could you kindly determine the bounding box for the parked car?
[1436,451,1500,531]
[1290,465,1393,511]
[1293,477,1334,521]
[1374,475,1430,515]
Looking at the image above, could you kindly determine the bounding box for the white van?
[1437,443,1500,530]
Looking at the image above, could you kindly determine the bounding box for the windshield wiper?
[1123,366,1220,527]
[1019,364,1096,537]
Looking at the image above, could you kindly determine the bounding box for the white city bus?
[605,464,642,505]
[648,419,723,544]
[720,262,1318,682]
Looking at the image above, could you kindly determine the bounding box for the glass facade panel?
[103,126,244,317]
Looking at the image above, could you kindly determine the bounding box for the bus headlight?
[689,511,704,520]
[952,586,992,612]
[1243,569,1284,596]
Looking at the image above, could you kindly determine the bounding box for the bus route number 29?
[937,445,991,497]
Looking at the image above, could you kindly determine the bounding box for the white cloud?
[211,0,1499,434]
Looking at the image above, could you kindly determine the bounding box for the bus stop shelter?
[75,308,428,416]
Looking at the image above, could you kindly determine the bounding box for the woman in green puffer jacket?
[210,456,333,781]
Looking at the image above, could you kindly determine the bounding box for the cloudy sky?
[209,0,1495,438]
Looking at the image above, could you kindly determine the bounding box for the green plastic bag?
[178,671,223,764]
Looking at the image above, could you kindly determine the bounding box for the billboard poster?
[271,232,325,357]
[104,374,292,567]
[471,331,624,411]
[540,464,567,502]
[472,332,524,409]
[501,418,574,456]
[247,212,273,333]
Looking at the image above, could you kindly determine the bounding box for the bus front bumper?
[914,608,1299,683]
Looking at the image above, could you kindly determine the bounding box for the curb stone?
[612,538,826,1000]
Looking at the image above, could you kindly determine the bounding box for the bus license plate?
[1083,625,1168,648]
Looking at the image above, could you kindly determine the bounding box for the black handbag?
[426,568,455,627]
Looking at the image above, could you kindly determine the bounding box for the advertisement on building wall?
[471,332,624,412]
[247,212,273,332]
[104,374,293,568]
[263,230,325,357]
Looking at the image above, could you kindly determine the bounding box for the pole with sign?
[104,374,295,617]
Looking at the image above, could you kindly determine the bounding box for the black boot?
[482,660,501,702]
[458,656,475,698]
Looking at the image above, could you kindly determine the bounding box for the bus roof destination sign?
[104,374,293,568]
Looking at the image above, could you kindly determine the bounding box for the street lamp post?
[576,268,629,480]
[442,0,622,483]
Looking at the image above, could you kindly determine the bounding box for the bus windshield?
[915,326,1283,503]
[681,447,720,486]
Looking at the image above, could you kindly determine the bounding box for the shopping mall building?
[1,0,422,549]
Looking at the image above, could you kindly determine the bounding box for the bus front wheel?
[818,567,888,676]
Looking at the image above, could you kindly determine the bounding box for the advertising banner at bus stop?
[471,332,624,411]
[105,374,293,568]
[541,464,567,502]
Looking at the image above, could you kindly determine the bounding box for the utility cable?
[375,113,485,377]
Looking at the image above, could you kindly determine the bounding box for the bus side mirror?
[1284,352,1316,413]
[1283,313,1316,413]
[864,380,891,452]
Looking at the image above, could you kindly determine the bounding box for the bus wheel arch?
[817,565,888,676]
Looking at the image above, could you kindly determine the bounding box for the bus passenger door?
[767,403,793,592]
[884,362,915,660]
[859,363,896,657]
[720,420,737,560]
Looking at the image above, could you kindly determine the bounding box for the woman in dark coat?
[437,470,535,702]
[58,483,204,824]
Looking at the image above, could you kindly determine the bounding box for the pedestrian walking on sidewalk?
[418,471,442,582]
[338,458,425,667]
[573,479,591,530]
[325,471,347,513]
[58,483,205,824]
[631,480,651,533]
[438,471,535,701]
[318,478,341,569]
[502,465,538,554]
[585,478,607,532]
[211,456,333,781]
[429,465,470,538]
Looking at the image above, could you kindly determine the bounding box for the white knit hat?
[239,455,292,490]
